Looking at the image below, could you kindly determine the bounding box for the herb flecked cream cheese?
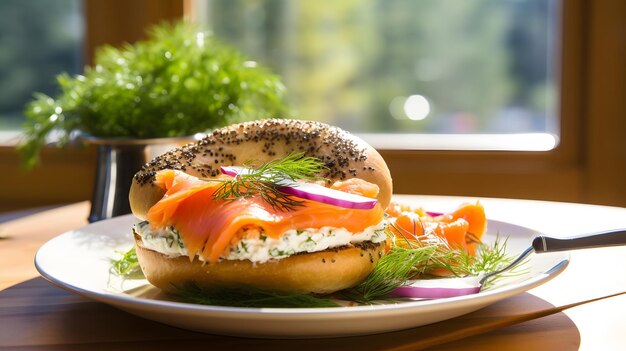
[134,220,387,263]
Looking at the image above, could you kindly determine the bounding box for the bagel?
[130,119,392,217]
[134,232,386,294]
[129,119,392,295]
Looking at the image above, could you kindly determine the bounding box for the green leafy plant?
[19,21,290,168]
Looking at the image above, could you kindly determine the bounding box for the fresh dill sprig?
[213,151,326,211]
[466,236,513,275]
[342,245,439,303]
[172,283,340,308]
[426,235,515,279]
[471,236,528,288]
[342,235,521,303]
[253,151,326,182]
[110,246,145,279]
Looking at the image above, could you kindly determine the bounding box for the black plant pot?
[83,136,194,223]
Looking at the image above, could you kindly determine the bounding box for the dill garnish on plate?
[110,247,143,279]
[109,235,518,307]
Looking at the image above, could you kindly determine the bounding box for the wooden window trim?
[383,0,626,207]
[84,0,188,65]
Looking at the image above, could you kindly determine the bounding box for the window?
[2,0,624,211]
[199,0,560,151]
[0,0,84,137]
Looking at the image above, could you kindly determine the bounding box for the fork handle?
[532,229,626,252]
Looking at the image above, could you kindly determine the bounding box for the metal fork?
[479,228,626,287]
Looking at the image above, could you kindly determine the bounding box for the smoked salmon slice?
[146,170,384,262]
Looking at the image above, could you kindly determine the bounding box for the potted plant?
[19,21,290,221]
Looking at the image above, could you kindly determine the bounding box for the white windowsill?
[0,131,21,146]
[1,130,559,152]
[357,133,559,152]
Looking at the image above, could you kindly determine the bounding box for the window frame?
[2,0,625,212]
[379,0,585,202]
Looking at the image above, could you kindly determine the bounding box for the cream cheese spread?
[134,220,387,263]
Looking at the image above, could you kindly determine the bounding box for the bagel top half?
[129,119,392,218]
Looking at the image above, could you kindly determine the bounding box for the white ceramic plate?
[35,213,569,338]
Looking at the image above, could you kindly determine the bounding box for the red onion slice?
[220,166,378,209]
[220,165,249,178]
[220,166,251,177]
[279,182,378,209]
[390,277,481,299]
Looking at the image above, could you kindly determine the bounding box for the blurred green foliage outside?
[0,0,559,136]
[206,0,558,134]
[0,0,83,130]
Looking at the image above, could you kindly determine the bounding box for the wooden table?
[1,197,625,350]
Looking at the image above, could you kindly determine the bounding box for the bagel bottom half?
[134,233,385,295]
